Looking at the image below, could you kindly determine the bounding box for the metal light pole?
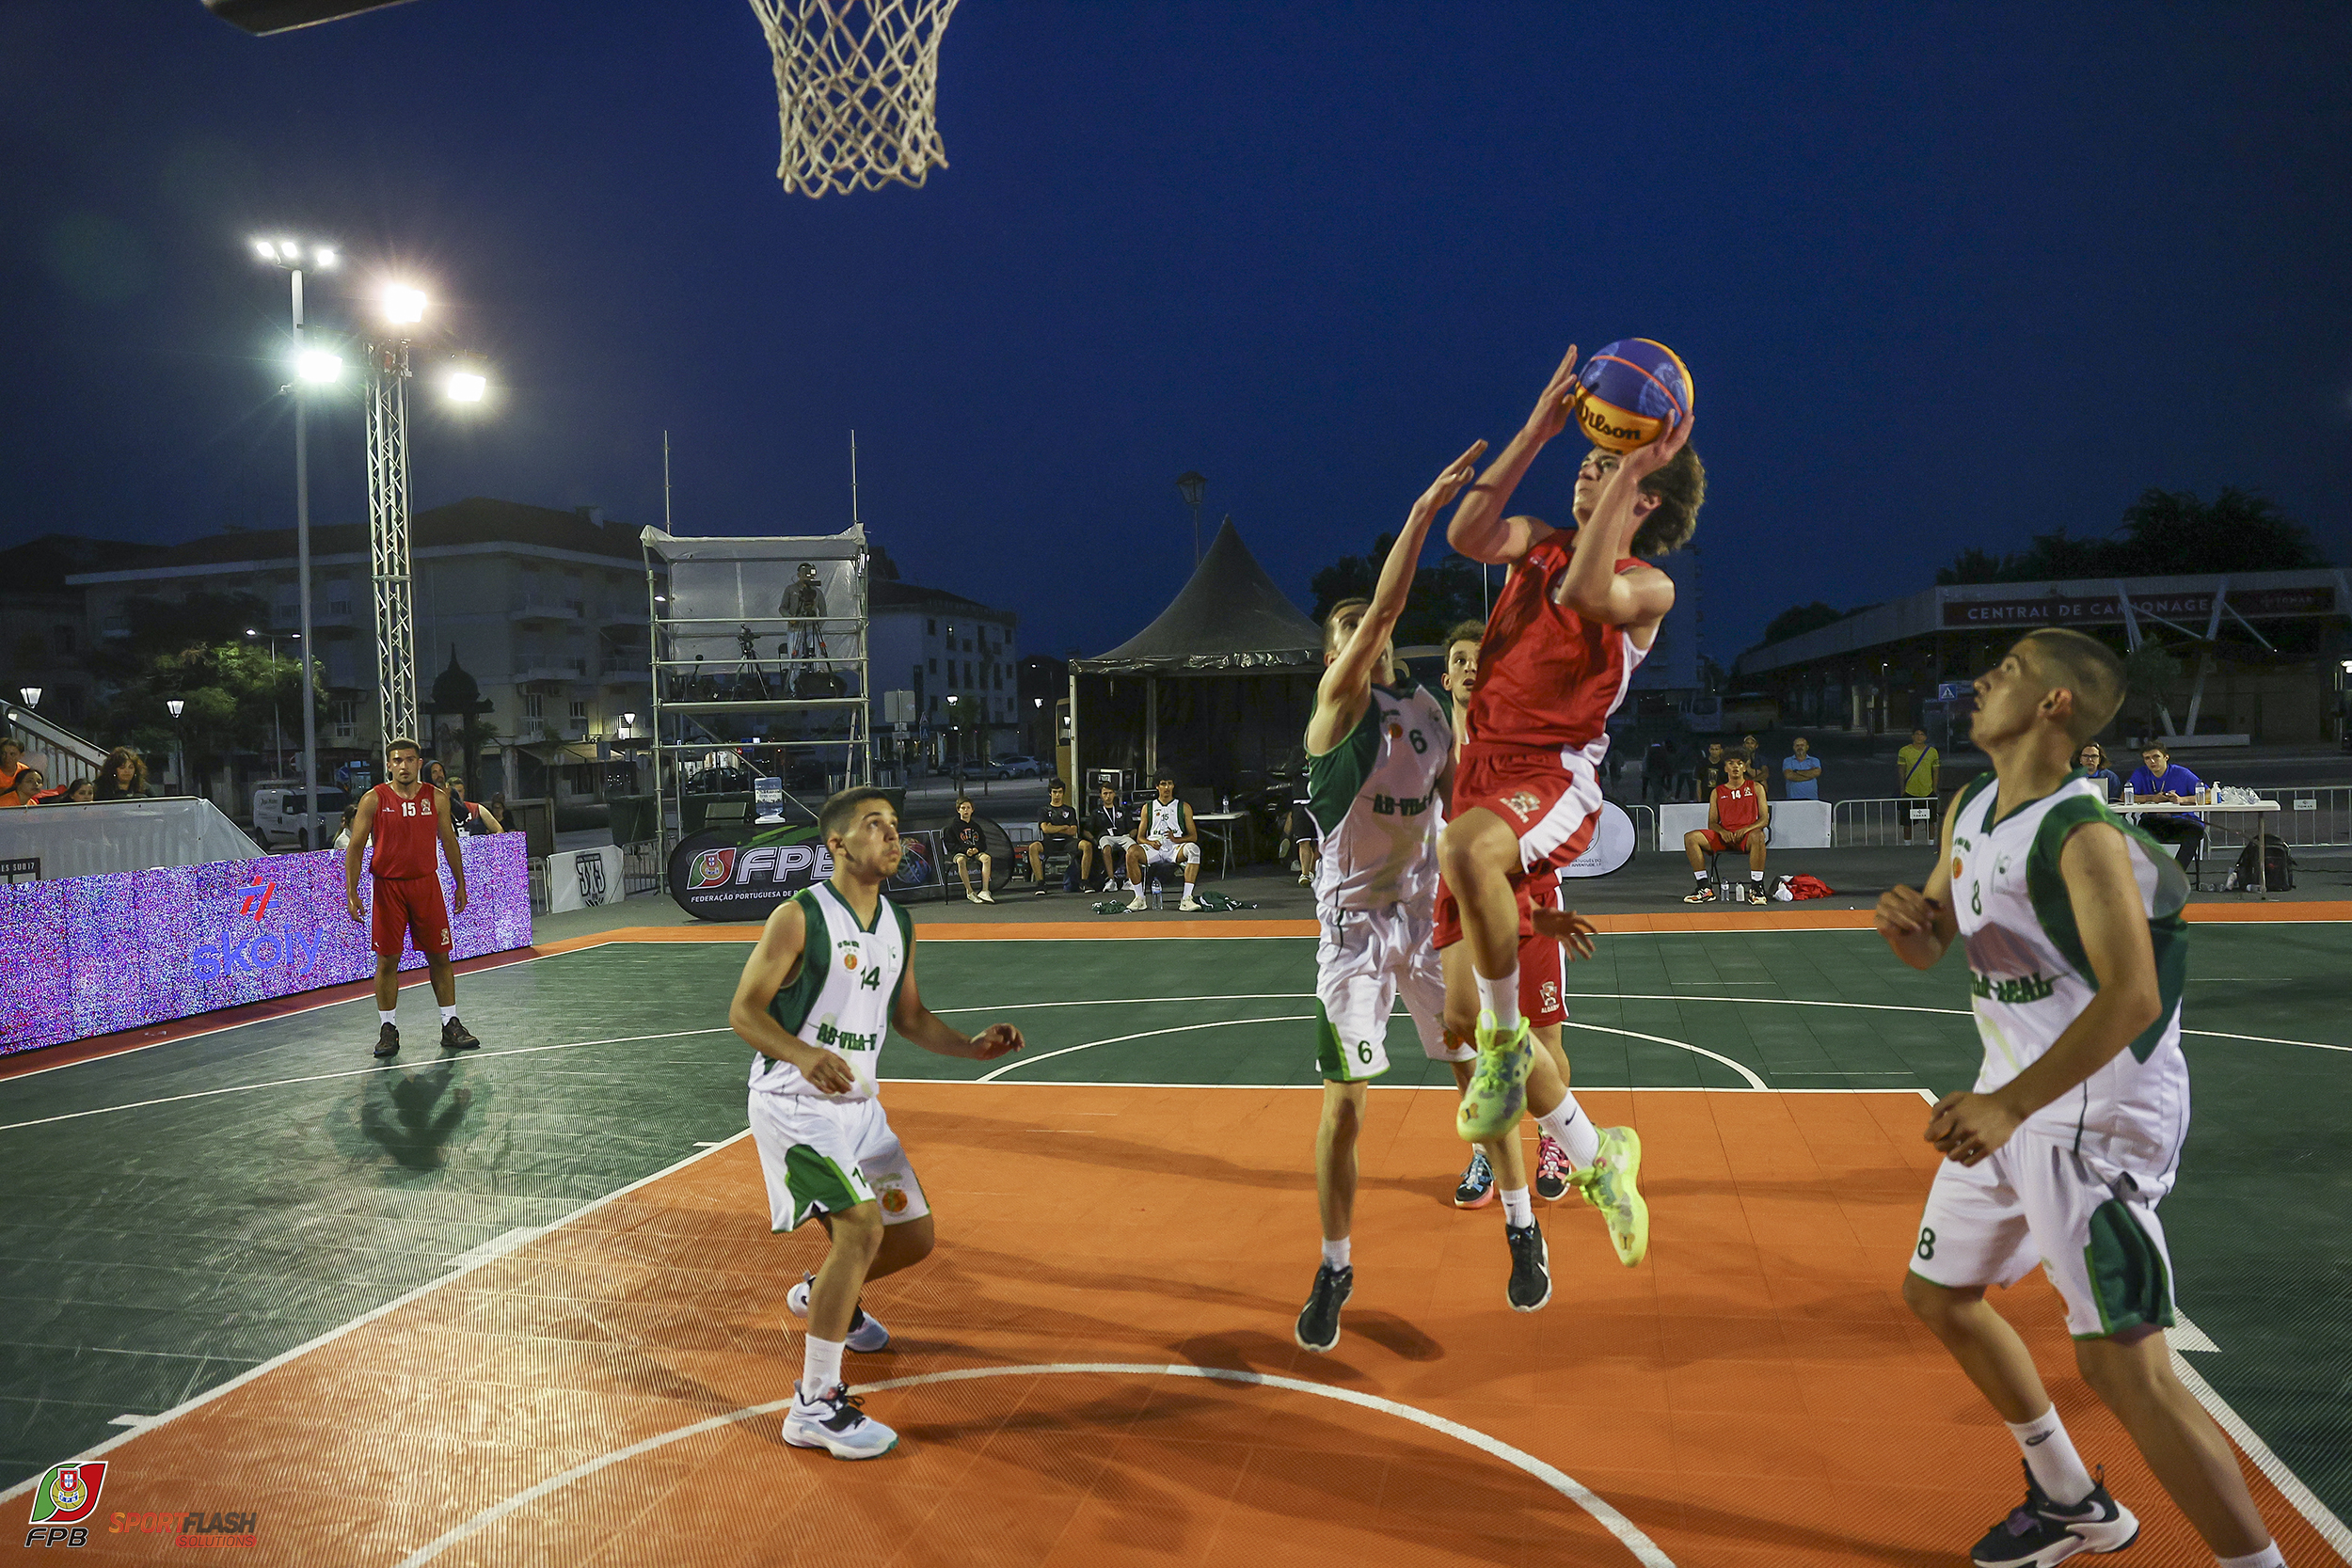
[1176,471,1207,568]
[245,628,299,777]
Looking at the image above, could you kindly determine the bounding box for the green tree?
[1937,488,2326,584]
[97,641,325,799]
[1307,535,1491,649]
[1761,601,1847,645]
[2123,638,2184,737]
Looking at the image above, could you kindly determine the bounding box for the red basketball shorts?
[371,874,452,958]
[1430,873,1568,1027]
[1694,827,1759,854]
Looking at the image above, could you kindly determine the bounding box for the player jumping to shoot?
[1294,439,1486,1353]
[1440,345,1704,1267]
[728,788,1024,1459]
[1876,629,2292,1568]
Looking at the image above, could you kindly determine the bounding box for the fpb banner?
[668,825,945,921]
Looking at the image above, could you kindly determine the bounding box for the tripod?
[730,626,772,701]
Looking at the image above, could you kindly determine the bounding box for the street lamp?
[167,698,186,795]
[252,234,334,836]
[1176,471,1207,567]
[18,687,40,709]
[621,711,636,739]
[245,628,299,776]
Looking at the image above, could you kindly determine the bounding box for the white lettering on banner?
[548,847,626,914]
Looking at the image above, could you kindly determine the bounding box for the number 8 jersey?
[750,881,913,1102]
[1948,771,2191,1172]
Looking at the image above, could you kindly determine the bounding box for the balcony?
[508,594,585,623]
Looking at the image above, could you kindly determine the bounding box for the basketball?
[1572,338,1694,453]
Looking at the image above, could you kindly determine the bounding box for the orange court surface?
[4,918,2347,1565]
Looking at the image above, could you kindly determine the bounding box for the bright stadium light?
[252,238,278,261]
[313,246,337,269]
[383,285,426,325]
[446,370,486,403]
[296,348,343,384]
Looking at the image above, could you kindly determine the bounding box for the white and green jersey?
[749,879,913,1103]
[1948,769,2191,1171]
[1304,682,1448,914]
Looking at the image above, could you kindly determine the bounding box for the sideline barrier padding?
[0,835,532,1055]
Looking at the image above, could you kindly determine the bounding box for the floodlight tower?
[253,236,341,838]
[367,284,426,754]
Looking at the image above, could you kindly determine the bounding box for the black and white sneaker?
[1454,1148,1495,1209]
[1504,1220,1552,1311]
[1294,1262,1353,1353]
[373,1022,400,1059]
[782,1381,898,1460]
[1969,1464,2139,1567]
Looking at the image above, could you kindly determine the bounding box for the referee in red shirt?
[345,737,480,1057]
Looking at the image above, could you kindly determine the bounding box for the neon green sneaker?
[1569,1126,1648,1266]
[1455,1011,1534,1143]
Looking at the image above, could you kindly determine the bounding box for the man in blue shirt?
[2126,743,2205,870]
[1781,736,1820,800]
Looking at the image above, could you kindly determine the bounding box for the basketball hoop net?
[747,0,961,198]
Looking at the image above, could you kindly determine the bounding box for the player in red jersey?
[345,736,479,1059]
[1685,752,1771,902]
[1438,344,1704,1267]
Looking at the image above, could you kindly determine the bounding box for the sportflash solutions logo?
[190,876,326,982]
[24,1464,262,1550]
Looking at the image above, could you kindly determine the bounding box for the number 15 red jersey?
[369,782,445,879]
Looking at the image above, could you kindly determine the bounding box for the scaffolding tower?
[365,338,420,751]
[641,527,872,846]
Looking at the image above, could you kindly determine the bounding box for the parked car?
[951,757,1011,780]
[991,754,1047,778]
[251,784,350,850]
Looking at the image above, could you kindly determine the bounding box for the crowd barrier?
[0,834,532,1056]
[1655,799,1833,850]
[0,797,261,880]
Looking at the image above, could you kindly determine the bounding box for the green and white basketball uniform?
[747,881,930,1232]
[1305,682,1452,1081]
[1141,797,1200,866]
[1911,771,2192,1338]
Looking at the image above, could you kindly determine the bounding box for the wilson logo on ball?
[1573,337,1693,453]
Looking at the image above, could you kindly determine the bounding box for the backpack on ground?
[2225,836,2294,892]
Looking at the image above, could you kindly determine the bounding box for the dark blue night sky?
[4,2,2346,662]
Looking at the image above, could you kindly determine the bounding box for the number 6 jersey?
[1304,683,1448,915]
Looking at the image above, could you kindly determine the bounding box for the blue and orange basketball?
[1573,338,1693,453]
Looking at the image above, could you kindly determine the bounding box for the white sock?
[378,1009,396,1026]
[1692,868,1709,882]
[1320,1237,1351,1270]
[1475,968,1521,1031]
[1749,869,1765,882]
[2217,1545,2285,1568]
[1536,1096,1603,1169]
[439,1005,459,1026]
[2006,1406,2095,1507]
[801,1334,846,1399]
[1499,1186,1533,1227]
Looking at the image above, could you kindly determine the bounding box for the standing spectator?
[424,759,450,790]
[1682,753,1770,903]
[3,768,44,808]
[2126,743,2207,870]
[1737,733,1772,795]
[1781,736,1821,800]
[91,748,151,800]
[0,738,24,797]
[1089,780,1137,894]
[1025,779,1086,894]
[488,792,509,831]
[945,796,993,903]
[1644,736,1675,806]
[449,776,501,834]
[334,802,359,851]
[2076,742,2122,801]
[1696,739,1729,798]
[1896,725,1939,841]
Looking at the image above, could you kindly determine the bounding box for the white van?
[250,783,351,851]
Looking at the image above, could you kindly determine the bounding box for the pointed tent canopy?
[1075,518,1322,674]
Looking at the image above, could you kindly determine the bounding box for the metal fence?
[1621,802,1656,851]
[2204,785,2351,851]
[527,855,549,915]
[1831,797,1943,847]
[620,838,667,895]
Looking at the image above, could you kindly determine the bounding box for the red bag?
[1785,874,1835,901]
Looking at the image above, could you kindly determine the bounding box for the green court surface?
[2,924,2346,1528]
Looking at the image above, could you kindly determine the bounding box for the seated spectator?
[91,747,151,800]
[1896,726,1939,842]
[1125,773,1202,911]
[449,776,501,835]
[57,777,96,804]
[1737,732,1772,795]
[1781,736,1820,800]
[1087,780,1136,894]
[0,737,24,797]
[2126,743,2206,870]
[1285,802,1320,886]
[2,768,44,809]
[1025,779,1088,894]
[2077,742,2121,801]
[1683,753,1770,903]
[945,795,993,904]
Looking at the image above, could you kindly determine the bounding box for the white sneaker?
[1124,890,1148,912]
[962,891,979,903]
[1180,894,1201,911]
[784,1273,891,1353]
[976,890,994,904]
[783,1381,898,1460]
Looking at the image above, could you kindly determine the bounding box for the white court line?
[975,1017,1312,1083]
[0,1131,754,1507]
[389,1362,1673,1568]
[2170,1350,2352,1560]
[1561,1022,1768,1090]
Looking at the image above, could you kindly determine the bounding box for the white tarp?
[1658,798,1833,850]
[0,798,263,880]
[641,526,868,680]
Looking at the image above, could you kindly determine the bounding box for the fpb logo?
[25,1461,105,1547]
[689,847,738,890]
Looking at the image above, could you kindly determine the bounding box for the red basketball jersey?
[1463,533,1650,754]
[369,782,445,879]
[1714,782,1761,832]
